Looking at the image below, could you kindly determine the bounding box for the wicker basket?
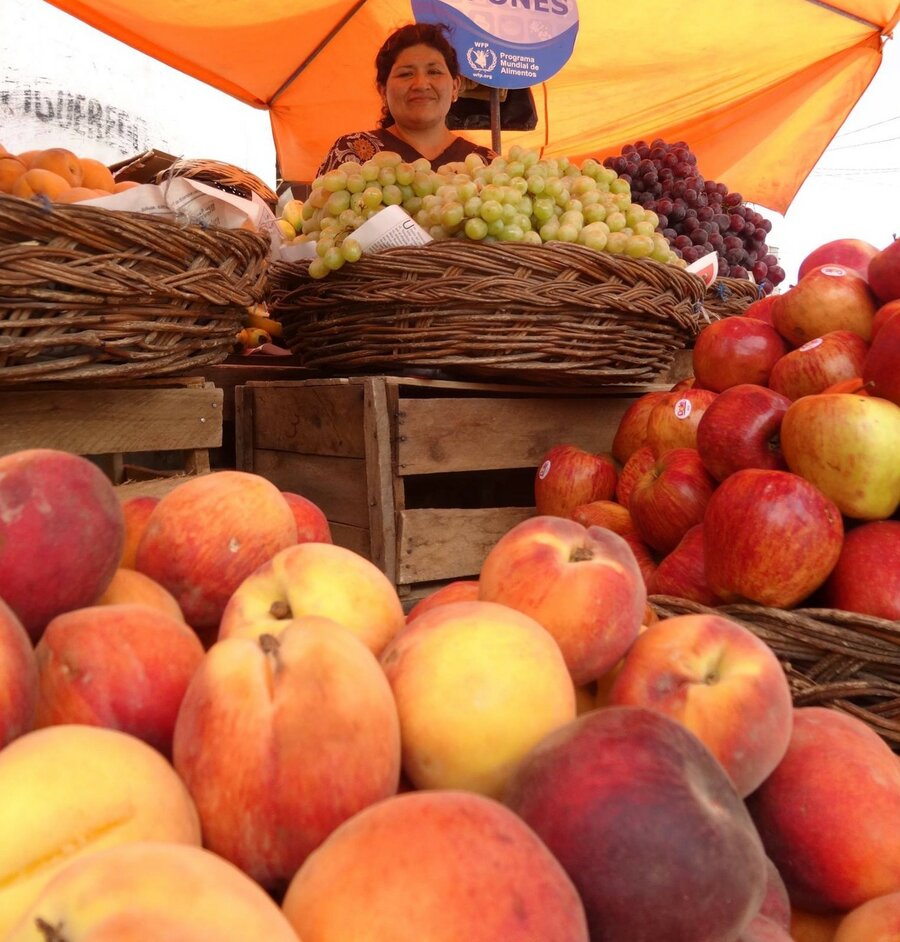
[154,158,278,210]
[703,276,762,319]
[0,193,269,386]
[649,594,900,752]
[269,241,709,386]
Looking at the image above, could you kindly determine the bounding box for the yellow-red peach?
[117,496,159,569]
[0,725,200,937]
[95,568,185,622]
[405,580,480,622]
[791,908,843,942]
[281,490,333,543]
[833,890,900,942]
[172,617,401,894]
[0,597,38,748]
[282,790,589,942]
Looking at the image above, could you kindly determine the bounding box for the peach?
[282,790,590,942]
[172,617,401,894]
[380,600,576,797]
[0,725,200,937]
[118,496,160,568]
[747,706,900,913]
[833,890,900,942]
[608,613,794,796]
[791,908,843,942]
[405,579,479,622]
[135,471,297,633]
[0,597,38,748]
[281,490,333,543]
[34,603,204,756]
[504,706,767,942]
[5,841,299,941]
[218,542,405,655]
[478,515,646,685]
[759,855,793,929]
[95,567,185,622]
[0,449,124,641]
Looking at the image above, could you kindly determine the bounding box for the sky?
[2,0,897,288]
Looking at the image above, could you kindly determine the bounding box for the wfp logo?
[466,46,497,73]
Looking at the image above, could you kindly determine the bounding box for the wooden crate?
[235,375,665,596]
[0,377,223,499]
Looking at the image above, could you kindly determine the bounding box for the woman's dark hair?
[375,22,459,128]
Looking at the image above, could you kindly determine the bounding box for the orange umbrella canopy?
[44,0,899,212]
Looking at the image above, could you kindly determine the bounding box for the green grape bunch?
[276,145,686,278]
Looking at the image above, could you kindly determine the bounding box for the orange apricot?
[16,149,43,168]
[0,156,27,193]
[54,186,107,204]
[79,158,116,192]
[113,179,141,192]
[30,148,84,186]
[11,168,72,200]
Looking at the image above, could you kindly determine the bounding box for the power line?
[828,134,900,150]
[835,114,900,137]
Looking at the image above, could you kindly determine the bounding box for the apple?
[695,384,791,481]
[862,309,900,405]
[282,490,333,543]
[820,521,900,619]
[645,388,718,456]
[135,471,297,635]
[173,617,401,894]
[646,524,722,606]
[797,238,880,281]
[0,449,125,641]
[118,495,160,568]
[95,567,186,622]
[534,444,618,518]
[571,499,635,535]
[478,515,646,685]
[0,597,38,750]
[772,265,877,346]
[611,391,668,464]
[821,377,871,395]
[831,890,900,942]
[628,447,716,554]
[703,469,843,608]
[746,706,900,913]
[866,236,900,303]
[0,725,201,937]
[692,317,788,391]
[6,842,301,942]
[282,791,590,942]
[503,706,768,942]
[380,600,576,798]
[218,542,405,655]
[742,294,779,327]
[616,445,656,507]
[34,603,205,756]
[872,298,900,338]
[780,393,900,520]
[768,331,869,400]
[621,529,660,587]
[405,579,479,622]
[608,613,794,796]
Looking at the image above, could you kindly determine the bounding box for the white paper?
[352,205,433,254]
[686,251,719,287]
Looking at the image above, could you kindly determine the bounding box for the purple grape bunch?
[602,139,786,294]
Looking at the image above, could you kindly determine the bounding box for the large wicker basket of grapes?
[269,147,711,385]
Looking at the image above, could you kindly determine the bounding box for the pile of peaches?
[0,143,137,202]
[1,439,899,942]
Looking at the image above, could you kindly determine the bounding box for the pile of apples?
[0,224,898,940]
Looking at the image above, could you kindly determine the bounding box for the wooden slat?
[234,384,255,473]
[363,377,397,580]
[329,522,372,560]
[396,506,534,584]
[115,474,206,501]
[247,383,366,456]
[0,386,223,457]
[396,395,639,475]
[250,450,369,528]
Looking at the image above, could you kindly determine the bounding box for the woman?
[316,23,496,176]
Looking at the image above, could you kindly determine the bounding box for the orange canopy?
[44,0,900,213]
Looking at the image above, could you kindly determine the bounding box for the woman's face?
[380,43,460,132]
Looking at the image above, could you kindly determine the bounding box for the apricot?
[15,149,42,168]
[11,168,71,201]
[54,185,105,204]
[0,156,27,193]
[79,157,116,191]
[114,179,141,191]
[30,147,83,186]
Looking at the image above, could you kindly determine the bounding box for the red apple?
[0,597,38,749]
[866,236,900,303]
[281,491,333,543]
[797,238,880,281]
[768,330,869,401]
[629,448,717,554]
[608,613,794,796]
[0,449,125,641]
[820,520,900,620]
[872,298,900,338]
[645,388,718,457]
[611,392,667,465]
[703,469,843,608]
[534,445,618,518]
[478,516,646,684]
[692,318,788,392]
[772,265,877,346]
[742,294,779,327]
[504,706,768,942]
[646,524,721,606]
[696,384,791,482]
[620,530,660,588]
[862,310,900,406]
[616,445,656,508]
[780,394,900,520]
